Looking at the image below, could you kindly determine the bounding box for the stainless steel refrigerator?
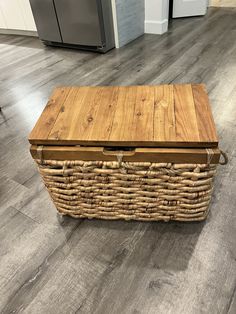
[29,0,115,53]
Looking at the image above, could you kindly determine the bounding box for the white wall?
[20,0,37,31]
[0,0,36,31]
[112,0,145,48]
[145,0,169,34]
[0,7,6,28]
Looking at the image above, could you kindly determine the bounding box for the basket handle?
[219,150,228,165]
[103,148,136,157]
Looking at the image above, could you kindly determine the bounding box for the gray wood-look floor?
[0,7,236,314]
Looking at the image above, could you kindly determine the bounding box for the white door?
[173,0,208,18]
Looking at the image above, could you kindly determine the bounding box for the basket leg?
[57,212,66,224]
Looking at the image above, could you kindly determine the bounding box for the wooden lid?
[29,84,218,148]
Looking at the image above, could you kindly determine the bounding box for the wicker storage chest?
[29,84,224,222]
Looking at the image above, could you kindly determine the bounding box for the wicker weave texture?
[36,160,217,222]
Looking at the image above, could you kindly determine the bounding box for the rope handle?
[206,148,228,165]
[219,150,228,165]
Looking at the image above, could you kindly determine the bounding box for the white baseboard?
[209,0,236,6]
[145,19,168,35]
[0,28,38,37]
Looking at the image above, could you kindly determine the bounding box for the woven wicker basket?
[35,158,220,222]
[29,84,226,222]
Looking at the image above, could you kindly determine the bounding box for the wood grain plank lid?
[28,84,218,148]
